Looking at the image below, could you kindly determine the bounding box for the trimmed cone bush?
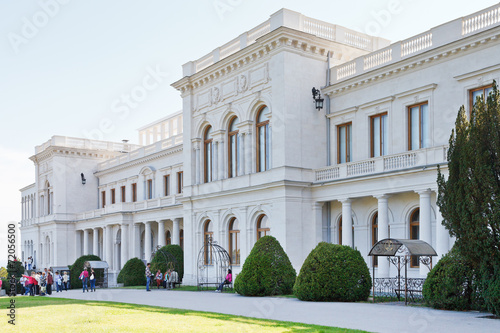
[69,255,101,289]
[117,258,146,286]
[423,247,485,311]
[150,245,184,282]
[293,242,371,302]
[234,236,296,296]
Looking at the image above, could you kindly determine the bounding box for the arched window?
[256,106,271,172]
[166,230,171,245]
[179,229,184,250]
[204,220,213,265]
[228,117,240,178]
[229,218,240,265]
[204,126,213,183]
[338,216,355,246]
[410,208,420,267]
[372,213,378,267]
[257,215,270,240]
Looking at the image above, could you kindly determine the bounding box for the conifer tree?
[437,82,500,316]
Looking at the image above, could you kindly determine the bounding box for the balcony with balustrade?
[314,146,448,183]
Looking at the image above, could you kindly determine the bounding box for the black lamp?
[81,173,86,185]
[312,87,324,110]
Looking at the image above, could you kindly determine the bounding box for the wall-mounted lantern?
[312,87,324,110]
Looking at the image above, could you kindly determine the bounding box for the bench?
[198,281,233,292]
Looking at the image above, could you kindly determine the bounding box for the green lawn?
[0,297,368,332]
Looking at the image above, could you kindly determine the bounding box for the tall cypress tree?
[437,82,500,316]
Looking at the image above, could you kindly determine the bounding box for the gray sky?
[1,0,498,267]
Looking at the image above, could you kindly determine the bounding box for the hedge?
[234,236,296,296]
[117,257,146,286]
[294,242,371,302]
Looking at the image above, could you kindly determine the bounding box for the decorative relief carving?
[212,87,221,104]
[238,75,248,93]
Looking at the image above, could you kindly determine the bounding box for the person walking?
[89,269,96,292]
[22,272,36,296]
[62,271,69,291]
[46,269,53,295]
[79,267,89,293]
[215,269,232,292]
[145,263,152,292]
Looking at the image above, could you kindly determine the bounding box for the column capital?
[339,198,352,204]
[374,194,390,200]
[415,188,432,196]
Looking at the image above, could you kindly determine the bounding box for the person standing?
[145,263,152,292]
[46,269,53,295]
[79,267,89,293]
[89,269,96,292]
[27,257,32,270]
[54,271,62,292]
[34,272,41,295]
[62,271,69,291]
[155,270,162,289]
[19,275,28,295]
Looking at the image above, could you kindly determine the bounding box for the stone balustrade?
[314,146,448,183]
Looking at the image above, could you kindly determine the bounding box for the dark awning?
[368,238,437,256]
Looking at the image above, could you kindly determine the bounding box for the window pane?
[472,89,483,106]
[410,107,419,150]
[421,104,429,148]
[381,115,388,155]
[347,125,352,162]
[266,124,270,170]
[259,127,265,171]
[230,135,236,177]
[339,126,346,163]
[373,117,380,157]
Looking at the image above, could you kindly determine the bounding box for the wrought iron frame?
[149,245,180,281]
[196,236,232,290]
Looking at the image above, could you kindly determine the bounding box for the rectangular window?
[408,103,429,150]
[164,175,170,196]
[131,183,137,202]
[121,186,126,202]
[337,123,352,164]
[101,191,106,208]
[177,171,183,194]
[470,85,493,111]
[111,189,116,204]
[147,179,153,199]
[371,113,388,157]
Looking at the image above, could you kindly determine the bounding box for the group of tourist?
[145,263,179,291]
[79,267,96,293]
[21,269,69,296]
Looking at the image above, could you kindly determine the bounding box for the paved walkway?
[51,288,499,333]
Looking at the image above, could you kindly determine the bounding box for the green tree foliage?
[117,258,146,286]
[150,245,184,282]
[293,242,371,302]
[69,255,101,289]
[423,247,485,311]
[1,260,25,294]
[437,82,500,316]
[0,267,8,279]
[234,236,296,296]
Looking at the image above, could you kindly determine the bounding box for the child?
[155,270,163,289]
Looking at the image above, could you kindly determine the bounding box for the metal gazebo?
[368,238,437,305]
[197,237,232,290]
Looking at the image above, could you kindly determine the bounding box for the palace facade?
[20,5,500,285]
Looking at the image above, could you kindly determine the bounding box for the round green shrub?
[293,242,371,302]
[234,235,296,296]
[117,258,146,286]
[481,265,500,316]
[151,245,184,282]
[69,255,101,289]
[422,247,485,311]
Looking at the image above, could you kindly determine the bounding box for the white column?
[134,224,141,259]
[195,145,200,185]
[341,199,353,247]
[245,132,252,174]
[218,140,224,180]
[435,200,449,261]
[102,227,107,262]
[418,189,432,276]
[121,224,128,269]
[158,221,166,247]
[239,133,245,176]
[93,229,99,256]
[106,225,114,269]
[83,229,89,255]
[145,222,152,260]
[213,141,219,181]
[173,218,180,245]
[376,195,390,278]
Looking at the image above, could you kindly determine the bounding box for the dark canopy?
[368,238,437,257]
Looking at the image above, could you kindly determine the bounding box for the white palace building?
[20,5,500,286]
